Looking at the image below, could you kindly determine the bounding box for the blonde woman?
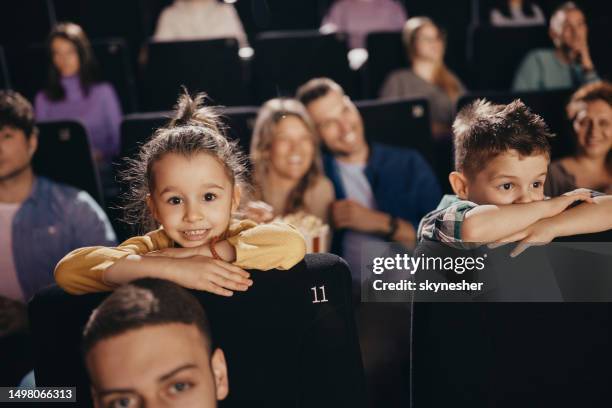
[380,17,466,137]
[249,98,335,224]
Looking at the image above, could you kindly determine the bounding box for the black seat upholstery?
[468,25,551,91]
[90,38,138,113]
[0,46,10,90]
[34,120,104,205]
[29,253,366,408]
[252,31,354,103]
[140,38,250,111]
[412,238,612,407]
[458,90,575,160]
[120,106,259,160]
[363,31,406,99]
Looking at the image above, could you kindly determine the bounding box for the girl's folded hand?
[163,255,253,297]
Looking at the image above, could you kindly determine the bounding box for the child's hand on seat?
[489,217,558,257]
[163,255,253,296]
[543,189,593,218]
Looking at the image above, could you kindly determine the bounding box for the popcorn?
[275,211,330,253]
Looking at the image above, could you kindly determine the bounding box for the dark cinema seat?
[29,253,366,408]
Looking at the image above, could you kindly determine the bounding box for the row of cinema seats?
[5,22,610,110]
[30,253,367,408]
[32,89,576,230]
[28,236,612,407]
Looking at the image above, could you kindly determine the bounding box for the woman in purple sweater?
[35,22,122,166]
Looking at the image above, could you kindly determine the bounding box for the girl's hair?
[250,98,323,215]
[122,91,249,233]
[44,22,99,101]
[402,17,462,102]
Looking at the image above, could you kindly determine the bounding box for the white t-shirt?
[154,0,249,47]
[0,202,24,302]
[337,160,384,280]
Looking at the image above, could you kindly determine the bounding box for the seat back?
[0,45,10,90]
[363,31,406,99]
[468,25,550,91]
[34,120,104,205]
[29,253,366,408]
[141,38,249,111]
[91,38,138,113]
[252,31,354,103]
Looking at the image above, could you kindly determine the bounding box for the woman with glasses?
[379,17,466,138]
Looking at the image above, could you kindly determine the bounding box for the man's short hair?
[452,99,553,177]
[296,77,344,107]
[550,2,582,33]
[82,278,213,356]
[0,90,37,137]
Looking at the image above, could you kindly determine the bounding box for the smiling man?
[297,78,441,277]
[83,278,228,408]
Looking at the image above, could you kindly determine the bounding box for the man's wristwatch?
[385,216,399,241]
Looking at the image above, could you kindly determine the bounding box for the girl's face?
[268,115,315,182]
[573,100,612,159]
[147,152,240,248]
[51,37,80,77]
[413,23,444,63]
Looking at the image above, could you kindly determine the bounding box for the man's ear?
[211,348,229,401]
[231,185,242,213]
[449,171,469,200]
[28,131,38,159]
[146,194,159,223]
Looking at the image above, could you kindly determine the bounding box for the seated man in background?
[297,78,441,276]
[0,90,116,385]
[513,2,600,91]
[0,90,116,304]
[83,278,228,408]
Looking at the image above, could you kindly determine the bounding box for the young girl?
[55,92,306,297]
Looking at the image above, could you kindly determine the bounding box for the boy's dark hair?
[45,22,99,101]
[296,77,344,107]
[0,90,37,137]
[82,278,213,356]
[453,99,553,177]
[121,90,249,232]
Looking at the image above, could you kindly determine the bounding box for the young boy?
[418,99,612,256]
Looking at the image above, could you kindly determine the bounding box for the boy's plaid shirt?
[417,195,478,245]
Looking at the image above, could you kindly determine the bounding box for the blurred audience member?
[297,78,441,275]
[513,2,600,91]
[380,17,466,138]
[546,81,612,196]
[490,0,545,27]
[0,90,116,303]
[321,0,407,49]
[154,0,248,48]
[249,98,335,224]
[83,278,228,408]
[35,22,122,167]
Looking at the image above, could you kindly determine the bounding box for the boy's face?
[87,323,228,408]
[0,126,36,182]
[461,150,548,205]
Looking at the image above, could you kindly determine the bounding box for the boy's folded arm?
[545,195,612,238]
[461,201,551,242]
[54,230,173,295]
[228,221,307,270]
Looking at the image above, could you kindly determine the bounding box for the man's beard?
[0,161,31,183]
